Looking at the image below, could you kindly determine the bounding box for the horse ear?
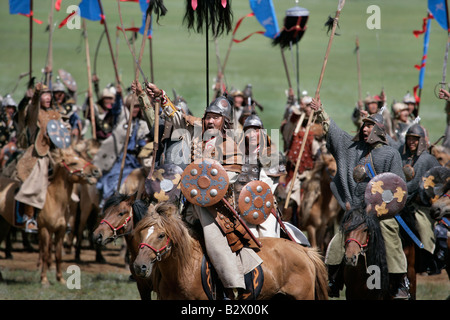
[165,203,178,218]
[365,204,372,214]
[128,192,137,203]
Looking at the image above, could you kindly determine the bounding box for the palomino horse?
[132,202,329,300]
[0,146,101,285]
[342,207,390,300]
[92,193,153,300]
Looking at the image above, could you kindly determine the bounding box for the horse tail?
[306,247,329,300]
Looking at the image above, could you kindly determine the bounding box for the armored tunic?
[326,119,406,210]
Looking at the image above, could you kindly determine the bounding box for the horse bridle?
[62,160,92,178]
[99,207,133,241]
[139,236,172,263]
[345,236,369,251]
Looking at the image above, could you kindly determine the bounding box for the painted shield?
[365,173,407,220]
[58,69,77,92]
[145,164,183,203]
[180,159,229,207]
[46,119,71,149]
[238,181,274,225]
[419,166,450,206]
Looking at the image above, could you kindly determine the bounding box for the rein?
[139,236,172,263]
[100,207,133,241]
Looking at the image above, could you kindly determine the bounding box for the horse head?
[133,202,188,279]
[51,146,101,185]
[92,193,148,246]
[342,207,369,267]
[430,180,450,220]
[430,145,450,168]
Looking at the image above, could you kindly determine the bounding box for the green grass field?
[1,0,449,143]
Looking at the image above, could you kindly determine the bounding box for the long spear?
[82,19,97,140]
[355,36,362,106]
[97,0,121,86]
[44,0,56,87]
[29,0,33,82]
[116,1,153,192]
[284,0,346,209]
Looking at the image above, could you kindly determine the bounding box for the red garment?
[286,128,314,181]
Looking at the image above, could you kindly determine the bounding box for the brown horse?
[132,202,329,300]
[65,138,104,263]
[300,152,341,252]
[0,146,101,285]
[276,151,340,253]
[342,207,390,300]
[92,193,153,300]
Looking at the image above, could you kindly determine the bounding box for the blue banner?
[79,0,102,21]
[418,16,431,89]
[139,0,152,37]
[428,0,449,30]
[249,0,279,39]
[9,0,31,15]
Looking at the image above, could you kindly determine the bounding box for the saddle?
[201,254,264,300]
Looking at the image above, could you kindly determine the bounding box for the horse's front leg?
[55,228,67,284]
[39,227,51,286]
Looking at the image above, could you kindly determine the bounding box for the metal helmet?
[405,123,425,138]
[405,124,427,156]
[204,96,232,120]
[354,113,387,145]
[2,94,17,109]
[243,114,263,130]
[52,79,66,93]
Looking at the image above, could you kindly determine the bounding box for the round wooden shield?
[365,172,407,220]
[238,181,274,225]
[180,159,229,207]
[419,166,450,206]
[58,69,77,92]
[145,164,183,203]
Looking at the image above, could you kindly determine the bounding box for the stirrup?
[25,219,38,233]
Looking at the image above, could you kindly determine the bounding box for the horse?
[65,138,104,263]
[430,144,450,168]
[300,152,341,253]
[275,151,340,253]
[341,207,390,300]
[132,202,329,300]
[92,193,153,300]
[0,146,101,285]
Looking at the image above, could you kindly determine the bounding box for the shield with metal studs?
[419,166,450,206]
[238,181,274,225]
[58,69,77,92]
[46,119,71,149]
[180,159,229,207]
[365,172,407,220]
[145,164,184,203]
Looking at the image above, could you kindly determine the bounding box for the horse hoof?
[41,279,50,287]
[58,278,66,285]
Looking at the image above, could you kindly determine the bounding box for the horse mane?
[104,192,148,225]
[135,202,198,276]
[341,207,390,295]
